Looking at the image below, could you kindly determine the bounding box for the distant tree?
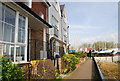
[82,43,87,48]
[92,41,117,50]
[87,44,91,48]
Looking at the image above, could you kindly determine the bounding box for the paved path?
[64,58,94,79]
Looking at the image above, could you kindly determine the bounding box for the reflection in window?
[0,4,16,43]
[16,46,25,62]
[39,12,44,19]
[6,44,10,59]
[0,3,27,62]
[10,45,14,61]
[3,44,14,61]
[3,24,11,42]
[51,16,58,28]
[18,15,26,43]
[5,6,16,25]
[0,2,2,21]
[3,24,15,42]
[0,22,3,41]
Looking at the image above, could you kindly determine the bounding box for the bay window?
[0,2,28,63]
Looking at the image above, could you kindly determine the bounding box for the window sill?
[12,61,30,64]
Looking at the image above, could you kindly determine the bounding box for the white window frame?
[0,3,28,63]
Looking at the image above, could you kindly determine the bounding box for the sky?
[61,2,118,47]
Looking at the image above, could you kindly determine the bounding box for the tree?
[92,41,117,50]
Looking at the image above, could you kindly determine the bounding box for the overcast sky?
[61,2,118,47]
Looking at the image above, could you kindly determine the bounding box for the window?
[0,3,16,43]
[0,2,2,21]
[4,24,11,42]
[10,45,14,61]
[0,22,3,41]
[3,44,14,61]
[5,6,16,25]
[3,24,15,42]
[51,16,58,28]
[18,14,26,43]
[0,3,27,63]
[16,46,25,61]
[56,41,59,53]
[52,0,58,11]
[39,12,44,19]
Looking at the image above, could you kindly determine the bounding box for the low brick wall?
[30,59,56,79]
[20,59,56,80]
[58,58,70,74]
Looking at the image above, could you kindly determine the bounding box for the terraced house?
[48,0,69,67]
[0,0,53,63]
[0,0,69,75]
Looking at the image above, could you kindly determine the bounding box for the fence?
[94,56,120,63]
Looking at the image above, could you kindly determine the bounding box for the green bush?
[0,56,25,81]
[74,52,87,58]
[62,54,80,72]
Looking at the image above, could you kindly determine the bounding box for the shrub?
[74,52,87,58]
[62,54,80,72]
[0,55,25,81]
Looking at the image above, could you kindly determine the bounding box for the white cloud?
[70,32,118,47]
[69,25,103,30]
[60,0,119,2]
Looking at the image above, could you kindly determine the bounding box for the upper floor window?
[52,0,58,11]
[39,12,44,19]
[51,16,58,28]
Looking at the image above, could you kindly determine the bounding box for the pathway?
[63,58,100,81]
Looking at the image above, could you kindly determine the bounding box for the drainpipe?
[43,28,46,59]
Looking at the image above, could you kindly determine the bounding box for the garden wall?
[19,59,56,80]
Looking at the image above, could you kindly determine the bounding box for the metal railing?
[92,57,105,81]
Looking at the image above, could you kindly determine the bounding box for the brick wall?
[32,2,47,21]
[19,59,56,80]
[30,29,43,60]
[59,43,65,57]
[30,59,56,79]
[30,28,50,60]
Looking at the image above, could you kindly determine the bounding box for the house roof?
[16,2,52,28]
[60,4,65,10]
[87,48,92,51]
[60,4,65,14]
